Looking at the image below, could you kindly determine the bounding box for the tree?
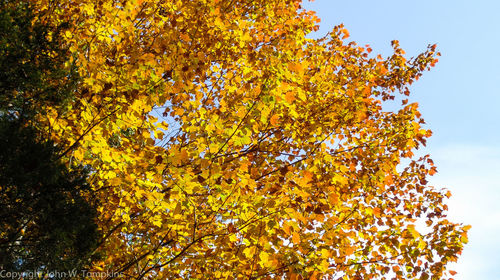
[0,120,100,274]
[30,0,468,279]
[0,0,77,117]
[0,1,99,274]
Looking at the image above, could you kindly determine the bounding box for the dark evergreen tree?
[0,1,100,276]
[0,0,78,117]
[0,120,99,273]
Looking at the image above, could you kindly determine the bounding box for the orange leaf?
[288,62,304,73]
[270,114,279,126]
[285,91,296,103]
[292,232,301,244]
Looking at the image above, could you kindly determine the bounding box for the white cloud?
[426,144,500,280]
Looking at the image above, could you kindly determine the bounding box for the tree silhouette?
[0,2,99,275]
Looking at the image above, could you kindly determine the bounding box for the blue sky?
[303,1,500,279]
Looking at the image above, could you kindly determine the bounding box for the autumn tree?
[29,0,468,279]
[0,1,99,273]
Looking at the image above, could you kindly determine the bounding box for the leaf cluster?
[23,0,470,279]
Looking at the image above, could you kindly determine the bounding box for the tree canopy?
[19,0,469,279]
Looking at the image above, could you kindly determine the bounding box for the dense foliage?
[3,0,469,279]
[0,2,99,275]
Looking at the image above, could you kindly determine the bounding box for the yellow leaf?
[259,251,269,264]
[407,225,420,239]
[152,219,162,227]
[243,247,256,258]
[319,259,329,272]
[229,235,238,242]
[122,213,130,223]
[144,200,155,209]
[417,239,426,250]
[320,249,330,258]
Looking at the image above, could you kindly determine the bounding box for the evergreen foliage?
[0,1,99,275]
